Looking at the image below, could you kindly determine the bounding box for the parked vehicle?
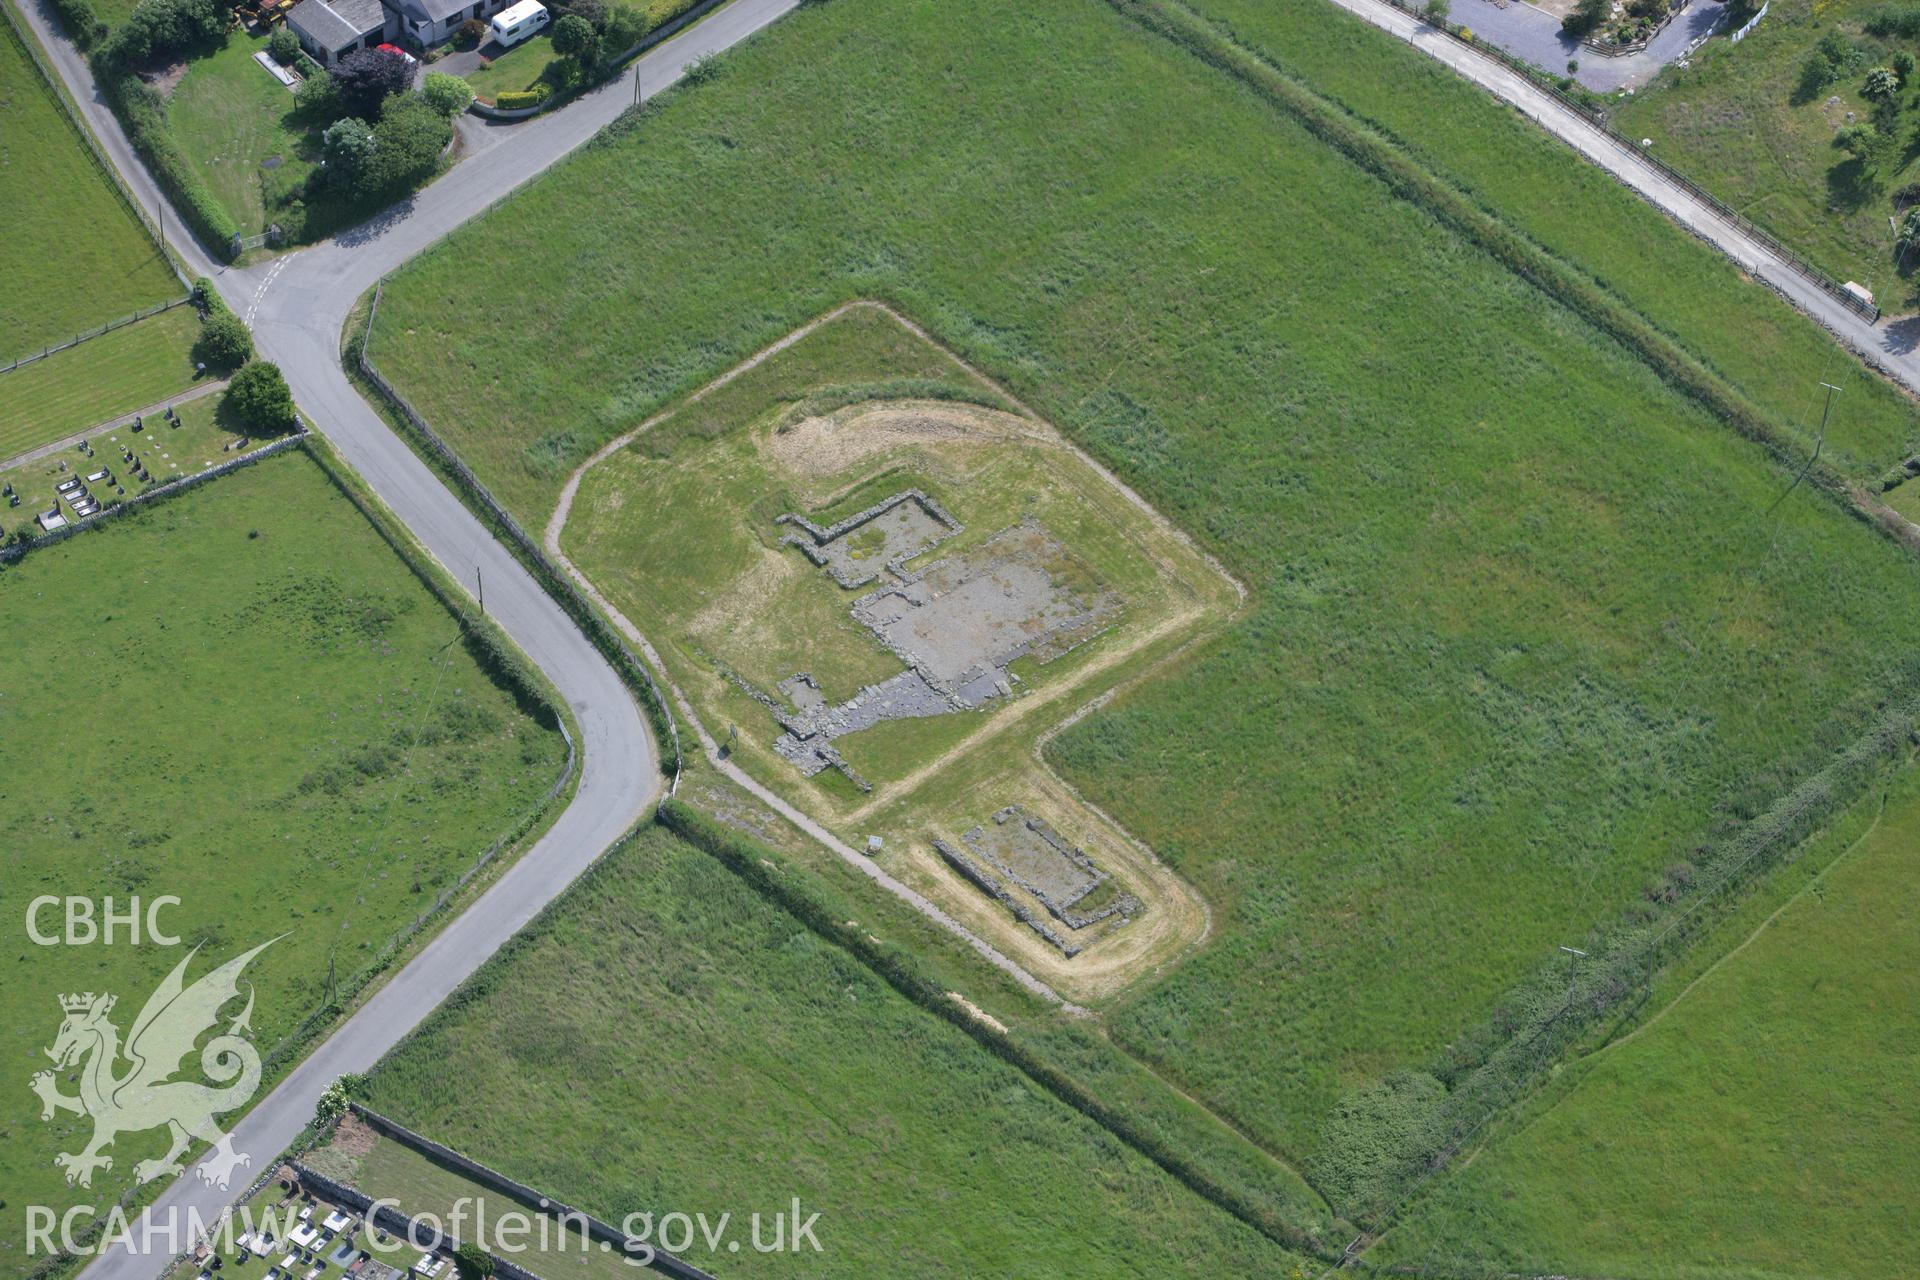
[376,42,421,68]
[488,0,549,48]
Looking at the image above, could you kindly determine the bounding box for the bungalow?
[287,0,508,64]
[286,0,392,66]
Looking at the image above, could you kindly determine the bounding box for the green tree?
[551,12,600,66]
[322,115,375,190]
[422,71,474,117]
[368,93,452,193]
[1864,66,1901,102]
[1423,0,1449,22]
[193,310,252,369]
[224,360,297,433]
[452,1245,493,1280]
[268,25,299,65]
[100,0,225,67]
[1561,0,1605,36]
[1895,50,1915,86]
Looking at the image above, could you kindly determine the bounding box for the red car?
[376,42,420,68]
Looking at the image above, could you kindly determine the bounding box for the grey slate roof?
[287,0,385,50]
[390,0,471,27]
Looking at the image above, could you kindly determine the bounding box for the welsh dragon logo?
[31,940,276,1192]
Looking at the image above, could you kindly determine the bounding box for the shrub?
[421,70,474,116]
[1423,0,1449,21]
[1864,65,1901,101]
[1561,0,1605,35]
[99,0,225,66]
[1310,1070,1449,1221]
[458,16,487,45]
[451,1245,493,1280]
[681,52,720,84]
[1865,2,1920,38]
[1897,50,1917,85]
[194,309,252,369]
[267,24,299,64]
[563,0,608,29]
[329,45,413,118]
[493,84,551,109]
[48,0,107,49]
[294,67,343,121]
[1834,122,1879,158]
[224,361,297,433]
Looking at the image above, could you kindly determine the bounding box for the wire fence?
[2,295,196,372]
[1378,0,1882,322]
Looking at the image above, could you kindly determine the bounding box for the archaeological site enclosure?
[552,305,1231,995]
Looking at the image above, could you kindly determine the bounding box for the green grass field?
[167,33,317,238]
[359,822,1311,1278]
[1612,0,1920,301]
[0,450,570,1276]
[363,0,1920,1206]
[1376,758,1920,1279]
[0,307,209,467]
[0,14,182,358]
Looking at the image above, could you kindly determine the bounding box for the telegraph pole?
[476,564,485,616]
[1559,945,1586,1008]
[1769,382,1840,514]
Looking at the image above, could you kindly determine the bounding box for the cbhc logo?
[26,896,183,946]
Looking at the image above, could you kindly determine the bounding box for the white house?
[287,0,511,64]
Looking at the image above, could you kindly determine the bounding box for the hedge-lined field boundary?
[656,799,1337,1261]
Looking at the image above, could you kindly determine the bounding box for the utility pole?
[1769,382,1840,514]
[1559,945,1586,1008]
[476,564,485,616]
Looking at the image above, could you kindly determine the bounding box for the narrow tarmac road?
[6,2,796,1278]
[1331,0,1920,395]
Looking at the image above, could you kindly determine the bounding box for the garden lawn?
[167,33,316,237]
[0,449,570,1279]
[0,14,181,358]
[0,307,206,464]
[364,0,1920,1204]
[465,34,565,101]
[1376,761,1920,1280]
[1612,0,1920,302]
[360,823,1310,1278]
